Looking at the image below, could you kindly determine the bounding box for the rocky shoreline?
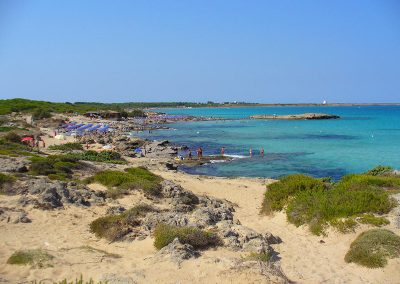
[250,113,340,120]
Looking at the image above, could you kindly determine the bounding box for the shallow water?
[137,106,400,180]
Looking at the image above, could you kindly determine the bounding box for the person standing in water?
[260,147,264,157]
[188,149,192,160]
[249,147,253,158]
[221,147,225,156]
[199,147,203,159]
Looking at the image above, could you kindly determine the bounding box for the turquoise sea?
[138,106,400,180]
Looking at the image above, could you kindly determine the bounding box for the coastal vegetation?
[87,167,163,198]
[48,142,83,151]
[0,126,28,132]
[7,249,54,268]
[0,138,34,157]
[345,229,400,268]
[0,173,16,194]
[0,98,258,116]
[65,150,125,164]
[29,155,82,180]
[262,170,398,235]
[32,108,52,120]
[244,252,272,262]
[89,204,156,241]
[153,223,221,250]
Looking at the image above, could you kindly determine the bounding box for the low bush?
[335,174,400,191]
[88,167,163,198]
[261,174,327,214]
[153,223,221,250]
[54,276,102,284]
[29,155,82,178]
[286,186,395,235]
[262,169,398,235]
[66,150,125,164]
[330,218,358,233]
[90,204,155,241]
[0,139,33,156]
[345,229,400,268]
[357,214,390,227]
[3,132,22,143]
[32,108,52,120]
[365,165,394,176]
[48,142,83,151]
[244,252,272,262]
[7,249,54,268]
[0,173,16,195]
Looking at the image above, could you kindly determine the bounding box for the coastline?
[0,112,399,283]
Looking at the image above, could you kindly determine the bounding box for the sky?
[0,0,399,103]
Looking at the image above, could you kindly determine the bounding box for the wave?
[224,154,247,159]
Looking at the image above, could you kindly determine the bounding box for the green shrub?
[32,108,52,120]
[262,170,398,236]
[53,276,104,284]
[3,132,22,143]
[0,139,32,156]
[286,186,395,235]
[335,174,400,191]
[261,174,326,214]
[90,204,155,241]
[89,167,163,198]
[330,218,358,233]
[7,249,54,268]
[244,252,272,262]
[357,214,390,227]
[65,150,125,164]
[153,223,221,250]
[365,165,394,176]
[345,229,400,268]
[0,173,16,195]
[49,142,84,151]
[29,155,82,177]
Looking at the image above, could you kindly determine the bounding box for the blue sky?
[0,0,399,103]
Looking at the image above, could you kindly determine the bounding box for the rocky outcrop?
[16,178,105,209]
[0,156,29,173]
[250,113,340,120]
[144,141,178,158]
[161,180,199,212]
[112,136,145,157]
[156,238,200,265]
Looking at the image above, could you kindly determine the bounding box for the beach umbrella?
[21,137,33,142]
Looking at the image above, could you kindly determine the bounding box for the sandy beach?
[1,158,399,283]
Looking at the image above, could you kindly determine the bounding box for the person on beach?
[249,147,253,158]
[197,147,203,159]
[221,147,225,156]
[188,149,192,160]
[260,147,264,157]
